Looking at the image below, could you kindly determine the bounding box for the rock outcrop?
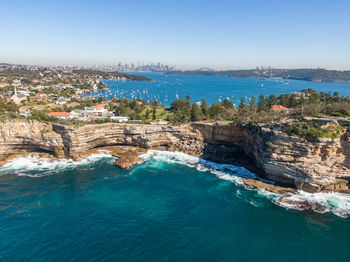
[0,119,349,193]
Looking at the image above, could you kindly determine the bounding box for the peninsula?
[167,68,350,82]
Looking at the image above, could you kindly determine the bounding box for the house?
[4,98,12,103]
[70,109,84,119]
[111,116,129,122]
[271,105,290,113]
[11,93,27,105]
[92,103,108,109]
[82,107,96,117]
[56,96,69,105]
[47,112,72,119]
[66,102,80,108]
[29,93,49,102]
[91,103,108,116]
[82,106,106,117]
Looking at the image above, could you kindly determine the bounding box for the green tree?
[152,107,156,120]
[238,97,246,109]
[191,103,202,121]
[257,94,267,112]
[201,98,209,118]
[145,109,150,119]
[170,99,191,122]
[280,94,289,107]
[268,94,277,108]
[249,96,257,113]
[288,95,297,108]
[221,98,234,109]
[309,92,320,104]
[209,104,224,119]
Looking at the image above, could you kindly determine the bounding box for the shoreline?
[2,148,350,217]
[0,119,349,195]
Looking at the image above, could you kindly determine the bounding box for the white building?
[111,116,129,122]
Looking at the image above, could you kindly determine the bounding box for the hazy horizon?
[1,61,350,72]
[1,0,350,70]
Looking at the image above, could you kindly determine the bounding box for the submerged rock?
[243,178,296,195]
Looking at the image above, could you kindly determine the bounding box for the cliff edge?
[0,119,349,193]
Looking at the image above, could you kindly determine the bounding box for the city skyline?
[1,0,350,70]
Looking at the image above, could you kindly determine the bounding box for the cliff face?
[0,119,349,192]
[51,123,204,159]
[0,119,65,164]
[193,122,350,192]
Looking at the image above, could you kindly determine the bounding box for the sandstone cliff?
[0,119,349,193]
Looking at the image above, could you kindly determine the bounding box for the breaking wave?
[1,149,349,218]
[139,150,257,182]
[140,150,350,218]
[275,191,350,218]
[0,153,115,177]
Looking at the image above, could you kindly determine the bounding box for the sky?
[1,0,350,70]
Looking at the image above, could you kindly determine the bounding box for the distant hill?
[167,68,350,82]
[197,67,214,72]
[71,69,152,81]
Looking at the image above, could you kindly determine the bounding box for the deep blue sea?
[1,151,350,262]
[89,73,350,106]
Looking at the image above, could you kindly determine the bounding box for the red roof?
[92,103,108,109]
[271,105,288,111]
[47,112,72,117]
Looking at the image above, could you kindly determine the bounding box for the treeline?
[167,69,350,82]
[87,89,350,124]
[168,89,350,124]
[71,70,152,81]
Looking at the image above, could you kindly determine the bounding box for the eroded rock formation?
[0,119,349,193]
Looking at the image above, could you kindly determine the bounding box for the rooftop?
[47,112,72,117]
[271,105,289,111]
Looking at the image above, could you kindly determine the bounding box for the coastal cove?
[1,119,350,206]
[89,73,350,106]
[1,150,350,262]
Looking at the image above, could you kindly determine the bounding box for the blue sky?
[1,0,350,69]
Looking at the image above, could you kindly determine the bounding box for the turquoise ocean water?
[89,73,350,106]
[0,151,350,262]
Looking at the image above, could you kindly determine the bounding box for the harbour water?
[0,151,350,261]
[88,73,350,106]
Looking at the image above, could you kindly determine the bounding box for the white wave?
[140,150,257,183]
[140,150,350,218]
[0,153,115,177]
[2,149,350,218]
[274,191,350,218]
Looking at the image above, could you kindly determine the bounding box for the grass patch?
[140,107,173,120]
[285,121,343,139]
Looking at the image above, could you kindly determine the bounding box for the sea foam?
[1,150,350,217]
[0,153,115,177]
[140,150,350,218]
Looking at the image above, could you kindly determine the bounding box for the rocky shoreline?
[0,119,349,196]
